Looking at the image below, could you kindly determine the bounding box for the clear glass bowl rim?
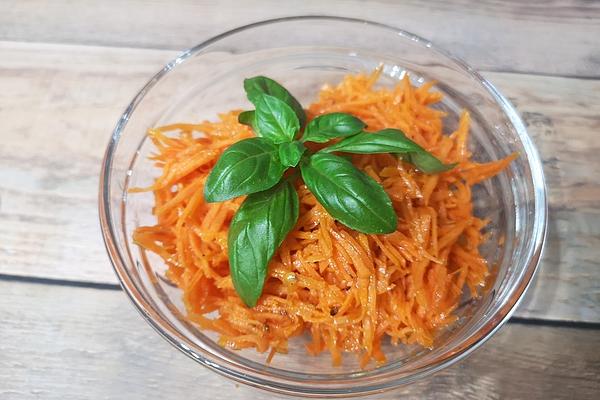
[99,15,548,397]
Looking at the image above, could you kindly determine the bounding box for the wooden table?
[1,1,599,399]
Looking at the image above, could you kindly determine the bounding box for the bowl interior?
[102,17,545,394]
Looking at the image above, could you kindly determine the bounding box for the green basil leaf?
[254,94,300,143]
[402,152,457,174]
[204,137,286,202]
[302,113,366,143]
[228,180,299,307]
[322,128,455,173]
[322,128,421,153]
[238,110,255,130]
[300,153,397,234]
[278,141,306,168]
[244,76,306,127]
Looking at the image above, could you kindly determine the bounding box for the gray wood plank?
[0,280,598,400]
[1,0,599,77]
[0,42,598,323]
[487,73,600,323]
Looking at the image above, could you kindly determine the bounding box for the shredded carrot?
[132,70,513,368]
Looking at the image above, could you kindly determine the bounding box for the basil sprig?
[204,76,454,307]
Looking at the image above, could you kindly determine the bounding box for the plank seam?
[0,273,121,291]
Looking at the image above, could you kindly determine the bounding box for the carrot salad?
[132,70,514,367]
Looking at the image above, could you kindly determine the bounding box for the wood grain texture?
[0,42,172,283]
[486,72,600,323]
[0,41,599,322]
[0,280,598,400]
[1,0,599,77]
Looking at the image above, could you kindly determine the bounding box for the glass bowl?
[99,16,547,397]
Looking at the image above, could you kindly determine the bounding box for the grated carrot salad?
[132,70,515,367]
